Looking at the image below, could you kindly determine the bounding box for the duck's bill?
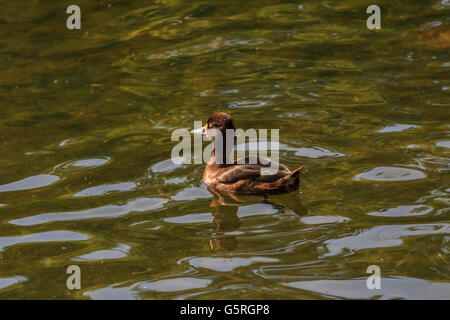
[191,126,206,135]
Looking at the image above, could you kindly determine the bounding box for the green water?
[0,0,449,299]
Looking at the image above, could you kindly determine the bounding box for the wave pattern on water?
[0,0,448,299]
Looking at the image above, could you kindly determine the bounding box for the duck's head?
[191,112,235,138]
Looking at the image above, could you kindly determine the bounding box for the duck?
[191,112,305,195]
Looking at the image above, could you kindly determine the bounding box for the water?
[0,0,449,299]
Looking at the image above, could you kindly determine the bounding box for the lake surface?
[0,0,449,299]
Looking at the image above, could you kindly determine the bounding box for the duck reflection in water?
[207,187,309,252]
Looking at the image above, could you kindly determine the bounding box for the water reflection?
[353,167,426,182]
[0,231,88,252]
[284,276,450,300]
[55,158,110,172]
[207,188,308,252]
[0,0,449,300]
[367,205,434,217]
[0,174,60,192]
[73,182,137,197]
[9,197,168,226]
[85,277,213,300]
[72,243,131,262]
[324,223,450,257]
[0,276,27,291]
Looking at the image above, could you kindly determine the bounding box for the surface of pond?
[0,0,449,299]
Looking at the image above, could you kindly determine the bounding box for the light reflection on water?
[0,0,449,299]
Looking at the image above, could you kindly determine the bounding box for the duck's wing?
[217,164,291,184]
[233,156,291,170]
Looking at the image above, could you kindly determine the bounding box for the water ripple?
[367,205,434,217]
[187,256,279,272]
[72,243,131,262]
[284,277,450,299]
[0,174,60,192]
[228,100,272,109]
[354,167,426,182]
[0,231,88,252]
[10,197,168,226]
[324,223,450,257]
[300,215,350,225]
[85,277,213,299]
[0,276,27,291]
[294,147,346,159]
[73,182,137,197]
[55,158,110,172]
[164,212,212,224]
[171,186,212,201]
[377,124,419,133]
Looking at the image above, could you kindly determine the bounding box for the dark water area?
[0,0,449,299]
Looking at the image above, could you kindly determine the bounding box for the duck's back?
[203,157,304,195]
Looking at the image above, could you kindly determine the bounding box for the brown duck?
[191,112,305,195]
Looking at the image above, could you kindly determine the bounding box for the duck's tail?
[295,166,307,175]
[274,166,306,193]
